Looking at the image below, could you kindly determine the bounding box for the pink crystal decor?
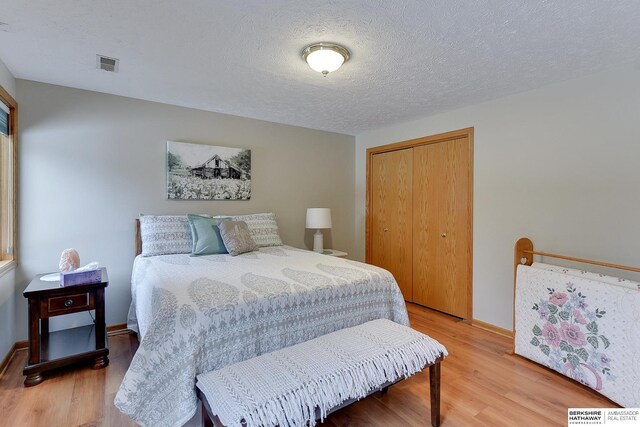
[59,248,80,272]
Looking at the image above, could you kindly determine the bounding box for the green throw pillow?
[187,214,230,256]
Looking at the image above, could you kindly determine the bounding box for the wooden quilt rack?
[514,237,640,275]
[512,237,640,344]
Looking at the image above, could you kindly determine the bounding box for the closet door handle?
[383,228,389,232]
[441,233,447,238]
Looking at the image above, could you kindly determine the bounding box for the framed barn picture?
[166,141,251,200]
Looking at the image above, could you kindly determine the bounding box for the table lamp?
[306,208,332,252]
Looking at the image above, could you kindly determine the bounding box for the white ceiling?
[1,1,640,135]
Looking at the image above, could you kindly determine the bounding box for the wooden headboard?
[135,219,142,256]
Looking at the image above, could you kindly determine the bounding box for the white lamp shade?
[306,208,332,229]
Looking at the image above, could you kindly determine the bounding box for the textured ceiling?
[1,1,640,135]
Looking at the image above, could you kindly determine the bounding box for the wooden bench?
[196,319,447,427]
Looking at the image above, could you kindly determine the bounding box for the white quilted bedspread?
[114,246,409,426]
[515,264,640,407]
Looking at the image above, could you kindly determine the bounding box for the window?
[0,83,16,270]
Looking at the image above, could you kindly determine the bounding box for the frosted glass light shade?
[306,208,332,229]
[306,49,344,73]
[302,43,350,76]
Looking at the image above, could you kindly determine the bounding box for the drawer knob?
[441,233,447,238]
[64,299,73,307]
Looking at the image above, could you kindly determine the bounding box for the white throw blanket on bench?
[197,319,447,427]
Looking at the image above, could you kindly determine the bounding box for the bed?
[114,221,409,427]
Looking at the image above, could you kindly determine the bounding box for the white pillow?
[229,213,283,247]
[140,215,193,256]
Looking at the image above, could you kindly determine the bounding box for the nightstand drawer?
[47,293,91,314]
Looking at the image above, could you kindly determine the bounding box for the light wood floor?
[0,303,616,426]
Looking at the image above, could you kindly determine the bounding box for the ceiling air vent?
[96,55,119,72]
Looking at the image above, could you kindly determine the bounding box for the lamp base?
[313,229,324,252]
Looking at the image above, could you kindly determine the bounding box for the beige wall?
[8,66,640,344]
[355,67,640,330]
[0,268,16,364]
[14,80,355,337]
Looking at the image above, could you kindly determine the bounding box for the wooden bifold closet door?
[370,149,413,300]
[367,129,472,319]
[412,138,470,317]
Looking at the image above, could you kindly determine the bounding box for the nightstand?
[22,268,109,386]
[320,249,348,258]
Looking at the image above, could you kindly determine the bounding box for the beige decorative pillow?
[139,215,193,257]
[230,213,283,247]
[218,221,258,256]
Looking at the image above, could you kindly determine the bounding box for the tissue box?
[60,269,102,287]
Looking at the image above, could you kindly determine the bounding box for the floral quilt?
[115,246,409,426]
[515,264,640,407]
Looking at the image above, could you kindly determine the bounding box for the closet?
[366,128,473,319]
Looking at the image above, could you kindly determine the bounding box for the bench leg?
[429,361,441,427]
[202,404,214,427]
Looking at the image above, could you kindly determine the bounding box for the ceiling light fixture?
[302,43,350,76]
